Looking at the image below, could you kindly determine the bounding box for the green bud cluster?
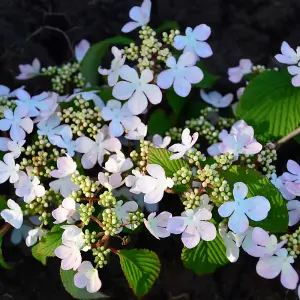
[124,43,139,61]
[217,117,235,131]
[79,203,95,225]
[126,211,145,230]
[280,228,300,258]
[165,127,183,142]
[0,97,16,118]
[257,149,277,175]
[102,209,121,236]
[186,148,206,167]
[213,153,235,170]
[92,246,110,269]
[41,62,86,94]
[72,174,99,199]
[240,154,256,169]
[98,191,117,207]
[182,191,209,210]
[252,65,278,73]
[83,229,98,247]
[130,140,153,172]
[57,97,102,139]
[162,29,180,45]
[172,167,193,186]
[129,150,139,163]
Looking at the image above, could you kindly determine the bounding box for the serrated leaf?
[0,236,12,269]
[118,249,160,297]
[148,147,189,178]
[60,269,108,300]
[236,70,300,143]
[32,227,63,265]
[182,231,229,275]
[220,166,288,232]
[81,37,133,86]
[148,109,172,135]
[167,89,187,116]
[156,21,179,35]
[195,62,219,89]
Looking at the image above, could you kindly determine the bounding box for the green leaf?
[156,21,179,35]
[195,62,219,89]
[0,236,12,269]
[148,147,189,178]
[32,226,63,265]
[182,231,229,275]
[60,269,108,300]
[118,249,160,297]
[0,196,7,219]
[167,88,187,116]
[148,109,172,135]
[99,87,113,104]
[221,166,288,232]
[81,37,133,86]
[236,70,300,142]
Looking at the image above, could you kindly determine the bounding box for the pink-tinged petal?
[81,150,98,169]
[281,262,299,289]
[174,35,187,50]
[207,143,222,156]
[233,182,248,200]
[194,208,212,221]
[87,272,102,293]
[182,224,200,248]
[236,126,254,146]
[109,173,122,188]
[102,137,121,152]
[146,164,165,179]
[121,21,140,33]
[256,256,282,279]
[196,221,216,241]
[174,77,191,97]
[243,196,270,221]
[228,210,249,234]
[245,245,270,258]
[157,70,175,89]
[251,227,270,246]
[218,201,236,217]
[75,136,95,153]
[167,216,187,234]
[182,66,203,84]
[113,81,135,100]
[143,84,162,105]
[193,24,211,41]
[74,273,88,289]
[286,182,300,196]
[287,160,300,175]
[128,91,148,115]
[243,141,262,155]
[194,41,213,58]
[55,245,71,259]
[52,207,69,224]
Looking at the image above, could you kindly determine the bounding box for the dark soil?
[1,0,300,299]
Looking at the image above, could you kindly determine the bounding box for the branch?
[275,126,300,148]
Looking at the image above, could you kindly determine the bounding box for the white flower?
[287,200,300,226]
[121,0,151,33]
[33,92,59,122]
[125,170,145,194]
[98,47,126,86]
[200,89,234,108]
[55,240,82,271]
[25,228,46,247]
[283,160,300,196]
[15,58,41,80]
[287,63,300,87]
[55,125,76,156]
[125,120,147,140]
[0,105,33,142]
[174,24,212,59]
[37,114,65,145]
[113,65,162,115]
[61,225,86,246]
[218,182,271,234]
[219,225,240,263]
[144,211,172,239]
[101,100,141,137]
[168,128,198,160]
[114,200,138,228]
[157,53,203,97]
[152,134,171,149]
[98,172,123,190]
[105,151,133,174]
[256,248,299,290]
[137,164,174,204]
[0,199,23,229]
[0,138,25,159]
[244,227,286,258]
[75,126,121,169]
[275,41,300,65]
[0,153,20,184]
[74,261,102,293]
[0,85,25,97]
[167,208,216,248]
[75,39,90,62]
[15,90,52,118]
[268,173,295,200]
[15,172,45,203]
[52,197,79,224]
[228,59,253,83]
[207,129,229,156]
[49,155,80,198]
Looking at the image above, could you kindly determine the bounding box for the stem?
[109,248,118,254]
[275,126,300,148]
[120,222,130,228]
[0,223,12,236]
[90,216,104,228]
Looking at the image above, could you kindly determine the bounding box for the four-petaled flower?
[200,89,234,108]
[167,208,216,248]
[0,153,20,184]
[121,0,151,33]
[144,211,172,239]
[228,59,253,83]
[98,172,123,190]
[0,105,33,142]
[0,199,23,229]
[275,41,300,65]
[98,47,126,86]
[125,120,147,140]
[52,197,79,224]
[0,138,25,159]
[74,261,102,293]
[101,100,141,137]
[15,58,41,80]
[218,182,271,234]
[152,134,171,149]
[157,52,203,97]
[113,65,162,115]
[169,128,198,160]
[174,24,213,59]
[105,151,133,174]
